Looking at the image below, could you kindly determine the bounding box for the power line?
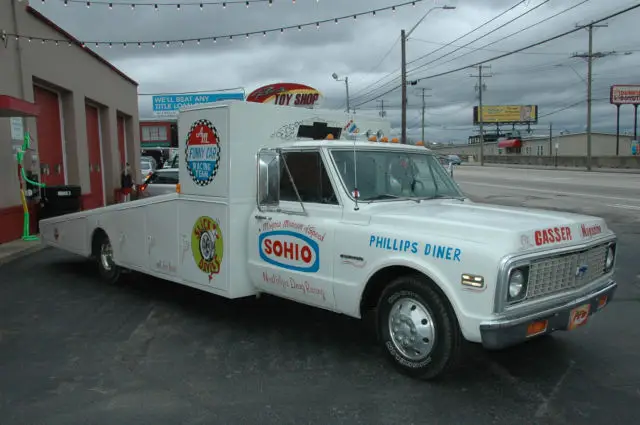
[7,0,422,45]
[408,37,567,55]
[138,86,244,96]
[409,0,591,75]
[349,0,528,106]
[355,2,640,107]
[407,0,552,75]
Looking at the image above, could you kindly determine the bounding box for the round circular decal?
[185,119,221,187]
[191,216,224,282]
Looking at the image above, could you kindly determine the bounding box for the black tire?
[96,233,121,285]
[377,273,462,380]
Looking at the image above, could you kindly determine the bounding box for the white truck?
[39,101,618,380]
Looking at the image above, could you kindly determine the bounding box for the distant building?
[139,118,178,148]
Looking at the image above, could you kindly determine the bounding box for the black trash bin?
[39,185,82,220]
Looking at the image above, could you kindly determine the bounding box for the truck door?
[248,148,340,309]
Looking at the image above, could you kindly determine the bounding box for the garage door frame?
[86,101,107,207]
[33,83,68,185]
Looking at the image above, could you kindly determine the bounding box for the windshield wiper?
[367,194,420,203]
[420,194,466,201]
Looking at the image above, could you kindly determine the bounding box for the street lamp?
[401,5,456,144]
[332,73,350,113]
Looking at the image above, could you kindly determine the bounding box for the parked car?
[138,168,179,198]
[140,158,155,179]
[447,154,462,165]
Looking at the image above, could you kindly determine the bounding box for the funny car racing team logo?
[191,216,224,282]
[185,119,221,187]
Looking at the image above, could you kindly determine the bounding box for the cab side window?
[280,151,338,205]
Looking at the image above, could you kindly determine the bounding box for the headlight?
[507,267,529,303]
[604,244,616,272]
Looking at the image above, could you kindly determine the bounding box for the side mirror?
[257,148,280,208]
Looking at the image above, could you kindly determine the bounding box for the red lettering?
[533,226,573,246]
[264,239,272,254]
[283,241,294,259]
[273,240,283,256]
[581,224,602,237]
[301,246,312,263]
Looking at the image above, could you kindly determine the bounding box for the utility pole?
[401,29,407,144]
[572,22,610,171]
[549,122,552,156]
[413,88,432,143]
[376,99,387,118]
[470,65,492,166]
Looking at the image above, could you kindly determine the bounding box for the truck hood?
[367,199,611,253]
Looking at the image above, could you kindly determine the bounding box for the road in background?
[0,165,639,425]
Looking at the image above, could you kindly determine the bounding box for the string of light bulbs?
[47,0,315,10]
[5,0,424,47]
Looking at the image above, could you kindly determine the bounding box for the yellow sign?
[474,105,538,124]
[191,216,224,282]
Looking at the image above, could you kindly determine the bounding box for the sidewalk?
[459,162,640,174]
[0,237,47,266]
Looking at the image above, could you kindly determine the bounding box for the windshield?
[141,160,153,172]
[330,149,464,201]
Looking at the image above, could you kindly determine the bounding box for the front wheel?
[97,234,121,284]
[377,274,462,380]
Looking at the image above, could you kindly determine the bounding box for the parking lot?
[1,166,639,425]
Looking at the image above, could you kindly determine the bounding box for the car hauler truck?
[39,101,618,380]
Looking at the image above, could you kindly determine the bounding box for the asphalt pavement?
[1,166,639,425]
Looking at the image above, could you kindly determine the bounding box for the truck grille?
[525,243,609,300]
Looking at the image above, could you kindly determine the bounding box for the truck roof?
[278,139,434,152]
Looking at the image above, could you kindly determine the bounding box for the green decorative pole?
[16,131,46,241]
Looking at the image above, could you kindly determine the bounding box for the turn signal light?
[597,295,608,309]
[176,183,181,193]
[526,320,548,337]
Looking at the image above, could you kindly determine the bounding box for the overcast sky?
[31,0,640,143]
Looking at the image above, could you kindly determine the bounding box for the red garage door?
[33,86,65,186]
[117,116,126,168]
[85,104,104,210]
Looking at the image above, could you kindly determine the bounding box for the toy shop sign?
[246,83,323,109]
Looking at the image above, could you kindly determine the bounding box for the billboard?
[152,92,244,116]
[610,85,640,105]
[246,83,323,108]
[473,105,538,124]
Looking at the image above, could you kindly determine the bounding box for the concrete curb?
[0,243,48,267]
[458,163,640,174]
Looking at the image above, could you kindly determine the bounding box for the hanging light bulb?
[199,3,203,10]
[123,42,127,48]
[268,0,272,5]
[108,2,112,9]
[246,33,249,39]
[109,42,113,48]
[222,2,226,8]
[177,4,181,11]
[213,37,217,43]
[166,41,170,47]
[137,42,141,48]
[245,1,249,7]
[298,25,302,31]
[154,4,158,11]
[131,4,135,10]
[86,1,90,8]
[263,31,266,37]
[64,0,68,6]
[334,18,338,24]
[197,39,200,44]
[152,42,156,48]
[316,22,319,30]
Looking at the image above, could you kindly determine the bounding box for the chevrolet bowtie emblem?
[575,264,588,278]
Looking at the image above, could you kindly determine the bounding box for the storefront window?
[142,125,168,142]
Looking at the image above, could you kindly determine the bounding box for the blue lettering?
[367,236,461,262]
[410,242,418,254]
[392,239,398,251]
[446,247,452,260]
[369,235,375,246]
[436,245,446,259]
[454,248,461,262]
[385,238,392,250]
[424,243,431,256]
[403,240,411,252]
[376,236,384,248]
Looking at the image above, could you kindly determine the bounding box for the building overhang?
[0,95,40,117]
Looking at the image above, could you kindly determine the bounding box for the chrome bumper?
[480,279,617,350]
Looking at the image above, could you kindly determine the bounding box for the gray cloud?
[30,0,640,143]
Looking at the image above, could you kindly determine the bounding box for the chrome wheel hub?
[100,240,113,271]
[388,297,436,361]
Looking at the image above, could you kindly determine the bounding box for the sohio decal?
[259,230,320,273]
[185,119,221,187]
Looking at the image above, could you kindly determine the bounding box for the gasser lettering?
[581,223,602,238]
[368,235,462,262]
[534,226,572,246]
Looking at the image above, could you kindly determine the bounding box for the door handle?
[254,215,272,220]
